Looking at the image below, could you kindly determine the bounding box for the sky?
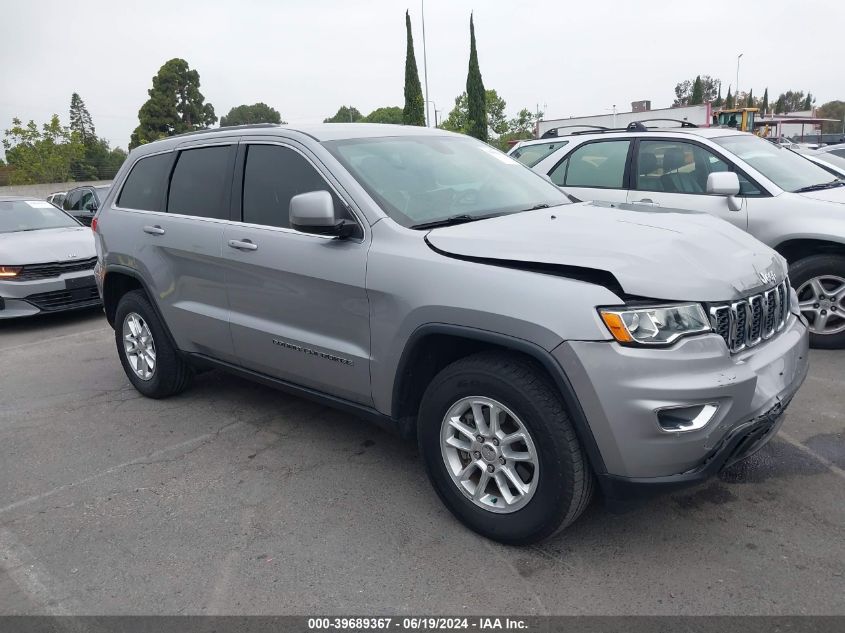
[1,0,843,152]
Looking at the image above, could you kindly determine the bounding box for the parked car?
[796,149,845,179]
[0,196,100,318]
[815,142,845,160]
[510,126,845,348]
[46,191,66,208]
[62,185,111,226]
[94,124,808,544]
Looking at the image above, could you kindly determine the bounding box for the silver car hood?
[425,202,787,302]
[796,184,845,204]
[0,226,96,265]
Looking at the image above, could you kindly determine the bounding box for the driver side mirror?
[290,190,355,238]
[706,172,742,212]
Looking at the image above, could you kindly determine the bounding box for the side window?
[167,146,231,219]
[63,190,81,211]
[117,153,173,211]
[241,144,360,237]
[549,141,630,188]
[79,190,96,211]
[635,140,761,195]
[830,149,845,159]
[511,141,569,167]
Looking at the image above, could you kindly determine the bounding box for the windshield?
[0,200,81,233]
[810,152,845,172]
[94,186,111,201]
[714,134,840,192]
[325,135,569,228]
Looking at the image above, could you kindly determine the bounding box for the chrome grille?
[709,280,791,353]
[14,257,97,281]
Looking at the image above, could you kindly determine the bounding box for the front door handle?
[228,239,258,251]
[632,199,660,206]
[143,225,166,235]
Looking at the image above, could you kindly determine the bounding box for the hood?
[0,226,96,266]
[796,184,845,204]
[425,202,786,302]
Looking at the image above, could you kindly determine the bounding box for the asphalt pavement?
[0,309,842,615]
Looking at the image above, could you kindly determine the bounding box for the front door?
[625,139,753,231]
[222,141,372,405]
[547,139,632,204]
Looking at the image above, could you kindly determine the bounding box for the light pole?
[421,0,431,127]
[736,53,743,106]
[426,100,437,127]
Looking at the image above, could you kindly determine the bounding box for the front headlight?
[0,265,22,278]
[598,303,711,346]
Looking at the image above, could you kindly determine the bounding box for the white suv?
[510,125,845,348]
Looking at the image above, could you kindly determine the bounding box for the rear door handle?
[143,225,166,235]
[228,239,258,251]
[632,199,660,206]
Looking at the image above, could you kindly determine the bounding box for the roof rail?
[629,118,698,129]
[168,122,282,140]
[540,124,608,139]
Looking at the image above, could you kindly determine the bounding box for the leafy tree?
[69,93,96,145]
[220,103,284,127]
[403,11,425,126]
[323,106,363,123]
[673,75,720,106]
[690,76,704,105]
[745,89,754,108]
[803,92,813,110]
[774,90,807,114]
[816,101,845,133]
[725,86,734,109]
[465,13,487,142]
[493,107,544,151]
[130,58,217,149]
[441,89,506,137]
[363,106,404,124]
[761,88,769,114]
[2,115,84,184]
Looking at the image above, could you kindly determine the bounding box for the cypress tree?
[465,13,487,142]
[761,88,769,114]
[746,89,754,108]
[402,11,425,126]
[803,92,813,110]
[690,76,704,105]
[713,83,723,107]
[725,86,734,109]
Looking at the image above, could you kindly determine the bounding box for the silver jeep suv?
[94,124,809,544]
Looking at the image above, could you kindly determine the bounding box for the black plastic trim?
[186,352,397,435]
[392,323,608,474]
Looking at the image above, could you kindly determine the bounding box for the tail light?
[91,217,98,232]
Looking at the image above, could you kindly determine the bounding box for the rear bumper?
[554,312,809,489]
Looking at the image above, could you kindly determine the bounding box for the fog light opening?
[657,403,719,433]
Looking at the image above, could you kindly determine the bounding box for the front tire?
[114,290,193,398]
[790,254,845,349]
[418,352,593,545]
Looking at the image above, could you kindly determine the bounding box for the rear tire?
[789,254,845,349]
[114,290,193,398]
[418,351,593,545]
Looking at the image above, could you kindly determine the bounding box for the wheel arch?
[775,238,845,265]
[391,324,607,473]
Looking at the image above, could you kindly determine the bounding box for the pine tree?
[690,76,704,105]
[465,13,487,142]
[402,11,425,126]
[713,83,723,107]
[761,88,769,114]
[775,94,786,114]
[746,89,753,108]
[725,86,734,109]
[69,93,96,145]
[803,92,813,110]
[130,58,216,149]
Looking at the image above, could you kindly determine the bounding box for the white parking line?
[0,326,111,354]
[779,431,845,480]
[0,527,82,616]
[0,422,245,516]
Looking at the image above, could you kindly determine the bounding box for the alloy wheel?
[122,312,156,381]
[797,275,845,336]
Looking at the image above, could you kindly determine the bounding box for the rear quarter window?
[117,153,174,212]
[510,141,569,167]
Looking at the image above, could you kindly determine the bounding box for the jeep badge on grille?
[759,270,777,285]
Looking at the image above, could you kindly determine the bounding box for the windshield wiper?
[793,180,845,193]
[410,214,477,230]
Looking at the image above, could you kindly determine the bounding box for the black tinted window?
[242,144,358,234]
[63,190,81,210]
[167,146,231,219]
[550,141,630,188]
[118,153,173,211]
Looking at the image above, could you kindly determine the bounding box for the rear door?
[625,138,758,231]
[221,140,372,405]
[545,139,632,204]
[119,141,238,363]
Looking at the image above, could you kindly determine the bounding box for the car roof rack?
[540,118,698,139]
[540,125,608,139]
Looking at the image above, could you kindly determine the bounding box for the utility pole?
[421,0,431,127]
[736,53,743,106]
